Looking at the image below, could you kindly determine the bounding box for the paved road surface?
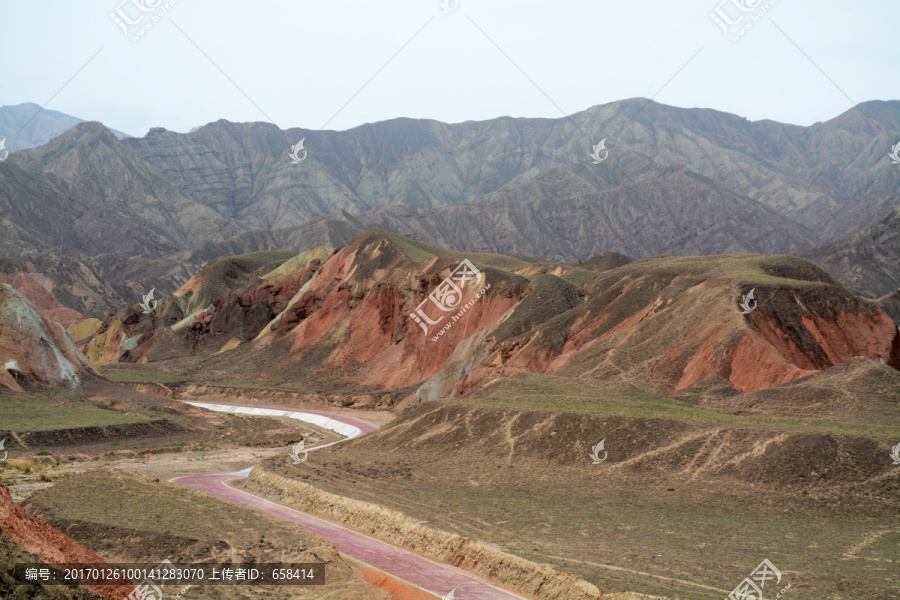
[173,403,528,600]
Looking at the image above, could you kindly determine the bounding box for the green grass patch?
[102,368,187,384]
[560,267,599,287]
[376,228,542,271]
[0,392,149,432]
[464,374,900,439]
[26,470,322,550]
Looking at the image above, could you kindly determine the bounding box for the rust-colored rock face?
[254,231,526,390]
[428,254,899,398]
[0,483,132,599]
[0,284,97,391]
[85,232,899,400]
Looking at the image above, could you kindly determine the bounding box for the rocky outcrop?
[245,231,526,390]
[87,232,532,393]
[0,483,132,599]
[0,284,97,391]
[85,248,326,366]
[68,318,103,345]
[0,252,126,325]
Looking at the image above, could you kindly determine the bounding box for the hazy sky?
[1,1,898,137]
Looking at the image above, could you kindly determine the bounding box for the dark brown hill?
[802,204,900,298]
[12,122,236,256]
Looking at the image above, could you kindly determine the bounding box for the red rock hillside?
[421,253,900,398]
[191,230,528,393]
[83,232,899,401]
[0,483,132,599]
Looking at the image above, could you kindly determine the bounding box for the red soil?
[361,568,439,600]
[0,483,133,599]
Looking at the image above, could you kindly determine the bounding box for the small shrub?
[8,459,34,474]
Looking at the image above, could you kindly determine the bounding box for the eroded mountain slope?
[85,231,899,402]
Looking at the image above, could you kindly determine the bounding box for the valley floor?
[2,379,897,600]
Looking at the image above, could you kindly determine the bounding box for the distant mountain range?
[802,205,900,298]
[0,98,898,321]
[0,102,130,152]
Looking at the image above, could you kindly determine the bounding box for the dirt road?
[173,402,529,600]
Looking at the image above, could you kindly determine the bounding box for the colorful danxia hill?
[75,230,898,401]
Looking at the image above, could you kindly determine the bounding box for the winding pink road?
[172,402,528,600]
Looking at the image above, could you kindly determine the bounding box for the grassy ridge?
[103,368,187,384]
[465,373,900,439]
[0,391,148,432]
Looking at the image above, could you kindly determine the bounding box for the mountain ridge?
[1,98,899,319]
[0,102,130,152]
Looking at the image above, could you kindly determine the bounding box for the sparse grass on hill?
[466,373,900,439]
[623,253,836,289]
[102,368,187,384]
[262,399,900,600]
[28,469,301,545]
[0,391,149,432]
[560,267,600,287]
[377,228,542,271]
[24,470,376,598]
